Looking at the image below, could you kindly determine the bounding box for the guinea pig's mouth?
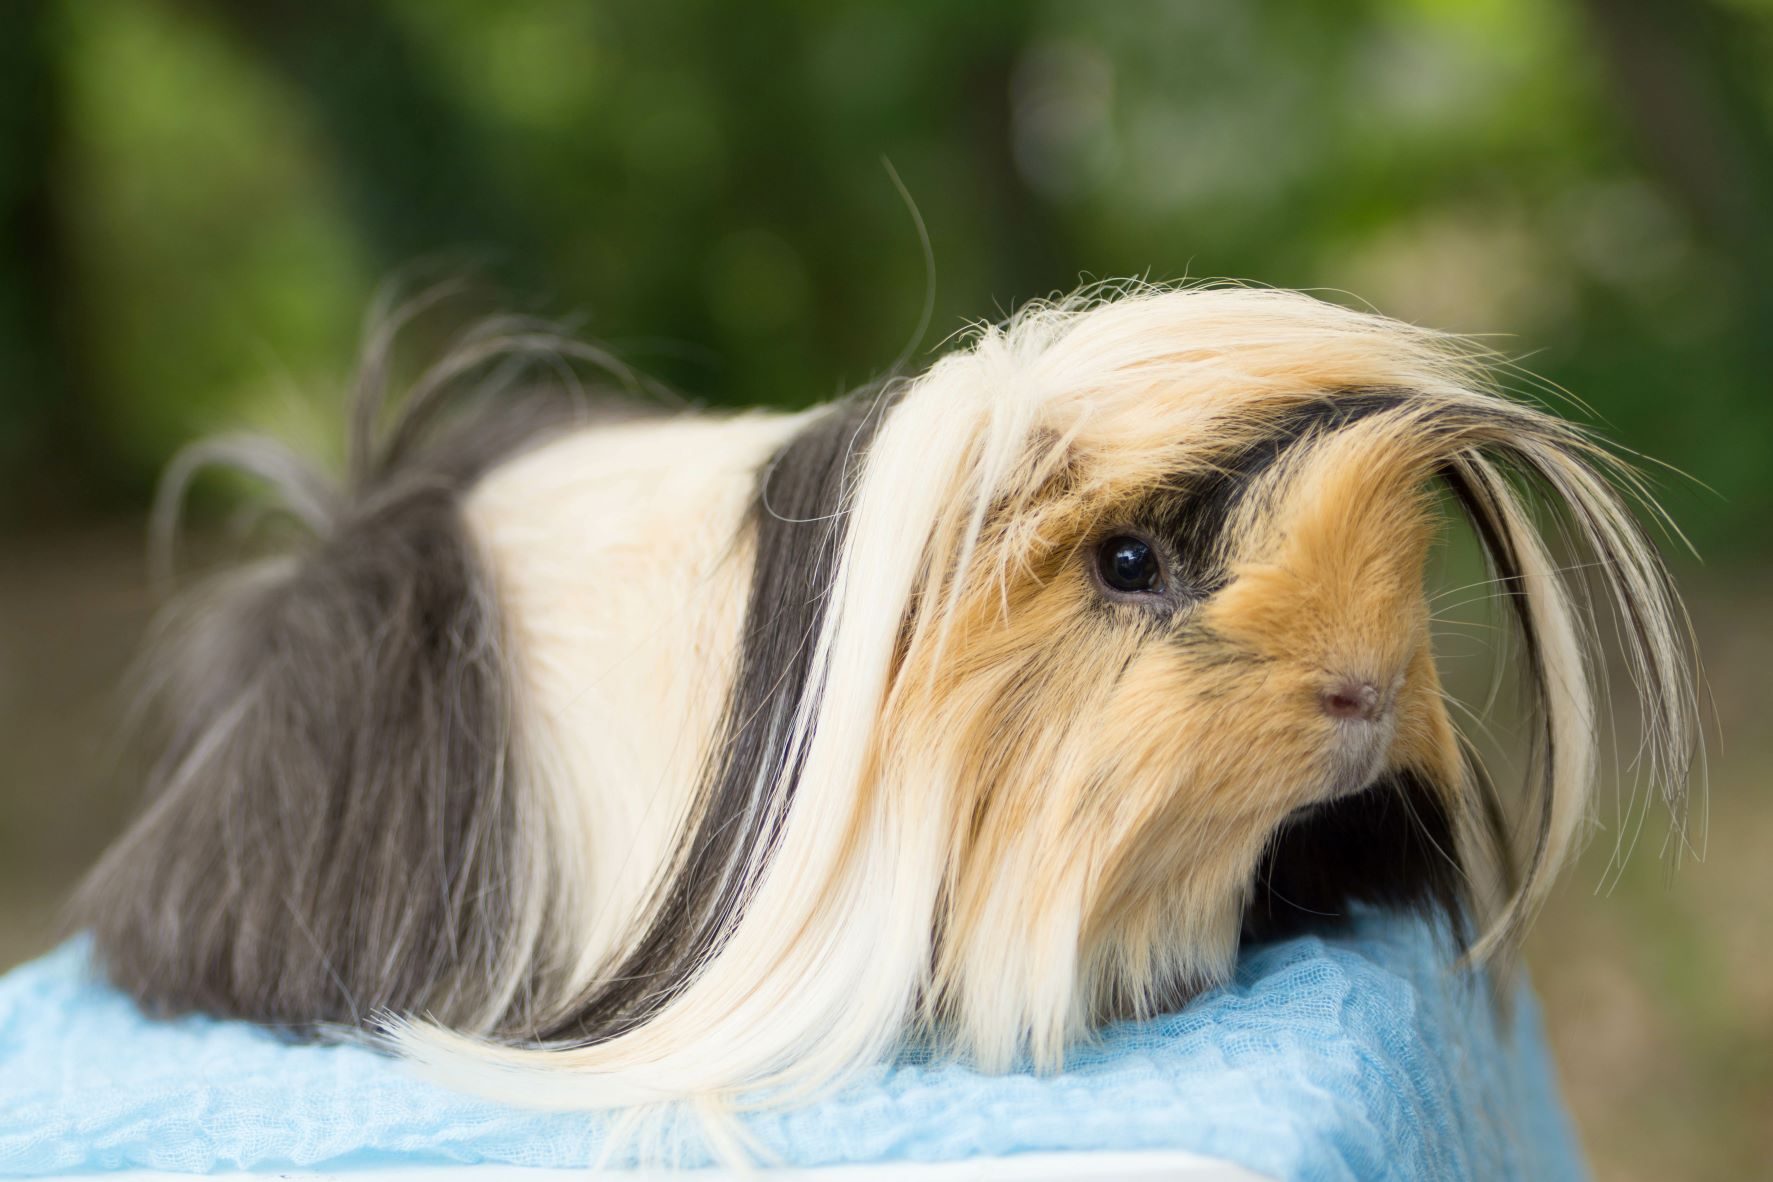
[1241,766,1465,943]
[1322,718,1398,801]
[1324,751,1388,804]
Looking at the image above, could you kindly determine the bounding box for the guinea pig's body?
[75,285,1695,1116]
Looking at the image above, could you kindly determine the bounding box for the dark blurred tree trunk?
[1576,0,1773,499]
[180,0,539,284]
[964,38,1071,309]
[0,0,99,525]
[1577,0,1773,314]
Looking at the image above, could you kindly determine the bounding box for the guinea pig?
[73,282,1697,1115]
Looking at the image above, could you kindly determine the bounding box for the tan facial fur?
[910,403,1473,1069]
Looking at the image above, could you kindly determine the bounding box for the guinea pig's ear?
[1437,421,1701,963]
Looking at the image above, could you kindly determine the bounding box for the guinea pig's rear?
[69,352,586,1036]
[72,284,1698,1116]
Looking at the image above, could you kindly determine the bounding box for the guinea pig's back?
[71,394,800,1041]
[460,410,806,977]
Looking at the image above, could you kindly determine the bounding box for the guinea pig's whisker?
[1437,689,1508,755]
[1427,614,1503,634]
[1392,785,1471,887]
[1426,556,1621,609]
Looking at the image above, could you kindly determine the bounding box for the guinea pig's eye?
[1096,535,1165,594]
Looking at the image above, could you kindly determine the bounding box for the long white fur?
[465,412,810,997]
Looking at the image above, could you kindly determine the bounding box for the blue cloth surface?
[0,914,1585,1180]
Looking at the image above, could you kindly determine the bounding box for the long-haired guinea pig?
[74,282,1697,1115]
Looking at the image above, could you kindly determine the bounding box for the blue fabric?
[0,914,1586,1180]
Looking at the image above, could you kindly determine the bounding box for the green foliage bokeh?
[3,0,1768,554]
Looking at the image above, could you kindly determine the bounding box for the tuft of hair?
[69,306,628,1037]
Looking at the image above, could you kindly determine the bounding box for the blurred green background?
[0,2,1767,1178]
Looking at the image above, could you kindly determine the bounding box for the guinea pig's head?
[796,287,1698,1070]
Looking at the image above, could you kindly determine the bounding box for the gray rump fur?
[71,318,609,1038]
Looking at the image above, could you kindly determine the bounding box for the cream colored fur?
[463,411,810,1001]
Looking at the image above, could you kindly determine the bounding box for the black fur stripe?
[1242,768,1469,944]
[1438,458,1553,907]
[1149,390,1411,590]
[538,390,892,1043]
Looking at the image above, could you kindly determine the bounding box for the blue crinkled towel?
[0,912,1586,1180]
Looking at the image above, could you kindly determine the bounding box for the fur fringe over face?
[74,283,1699,1119]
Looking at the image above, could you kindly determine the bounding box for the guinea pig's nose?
[1321,678,1385,722]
